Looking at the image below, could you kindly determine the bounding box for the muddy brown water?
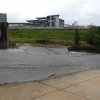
[0,45,100,84]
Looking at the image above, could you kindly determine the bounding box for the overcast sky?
[0,0,100,25]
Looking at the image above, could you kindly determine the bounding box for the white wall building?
[27,15,64,28]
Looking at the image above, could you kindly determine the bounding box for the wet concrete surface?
[0,45,100,84]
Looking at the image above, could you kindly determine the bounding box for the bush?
[74,29,80,45]
[87,26,100,47]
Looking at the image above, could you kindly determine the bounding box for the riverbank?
[8,28,100,53]
[8,28,87,46]
[68,45,100,53]
[0,69,100,100]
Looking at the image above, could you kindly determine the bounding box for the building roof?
[48,15,59,17]
[36,17,47,20]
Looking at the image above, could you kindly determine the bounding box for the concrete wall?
[55,16,60,28]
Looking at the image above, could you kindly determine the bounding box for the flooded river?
[0,45,100,84]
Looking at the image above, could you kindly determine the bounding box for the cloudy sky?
[0,0,100,25]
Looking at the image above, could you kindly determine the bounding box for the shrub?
[87,25,100,47]
[74,28,80,45]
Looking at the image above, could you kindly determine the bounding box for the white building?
[27,15,64,28]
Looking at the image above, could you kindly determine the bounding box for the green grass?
[8,29,87,46]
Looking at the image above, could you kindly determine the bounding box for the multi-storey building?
[27,15,64,28]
